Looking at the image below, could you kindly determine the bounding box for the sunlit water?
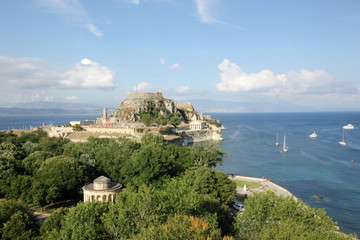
[213,112,360,235]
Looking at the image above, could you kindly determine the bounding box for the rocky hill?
[111,91,203,125]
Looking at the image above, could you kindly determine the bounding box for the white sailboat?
[339,129,346,146]
[275,133,279,146]
[281,135,289,153]
[309,131,317,138]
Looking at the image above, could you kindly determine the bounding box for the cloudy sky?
[0,0,359,112]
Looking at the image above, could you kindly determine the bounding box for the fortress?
[96,91,207,128]
[48,91,223,144]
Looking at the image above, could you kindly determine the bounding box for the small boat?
[309,131,317,138]
[281,135,289,153]
[343,124,355,130]
[339,129,346,146]
[275,133,279,146]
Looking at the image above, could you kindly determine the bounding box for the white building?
[82,176,122,203]
[190,120,205,130]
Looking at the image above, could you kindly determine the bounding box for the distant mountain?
[0,101,113,115]
[0,107,101,115]
[189,99,313,113]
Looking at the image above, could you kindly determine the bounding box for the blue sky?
[0,0,359,112]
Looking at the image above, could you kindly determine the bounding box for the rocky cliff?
[111,91,202,124]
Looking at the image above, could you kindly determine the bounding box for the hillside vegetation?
[0,130,356,239]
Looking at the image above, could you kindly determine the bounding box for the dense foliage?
[138,100,185,126]
[0,130,356,239]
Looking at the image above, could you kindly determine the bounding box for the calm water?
[213,112,360,235]
[1,112,359,235]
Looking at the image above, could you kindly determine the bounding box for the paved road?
[230,175,295,199]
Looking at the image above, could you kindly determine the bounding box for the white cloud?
[174,86,189,93]
[66,95,79,101]
[194,0,218,23]
[133,82,151,91]
[86,24,103,37]
[160,58,166,64]
[170,63,181,69]
[0,56,61,88]
[60,58,115,88]
[35,0,103,37]
[193,0,243,29]
[130,0,140,4]
[286,69,334,93]
[216,59,337,97]
[217,59,284,92]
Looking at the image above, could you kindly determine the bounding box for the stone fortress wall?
[50,126,136,136]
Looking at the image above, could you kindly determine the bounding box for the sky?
[0,0,360,112]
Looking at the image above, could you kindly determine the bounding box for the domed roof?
[93,176,111,184]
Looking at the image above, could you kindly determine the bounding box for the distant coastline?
[0,108,101,115]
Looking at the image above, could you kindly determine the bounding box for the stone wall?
[175,102,194,112]
[49,126,136,136]
[170,129,223,145]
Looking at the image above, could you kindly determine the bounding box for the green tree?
[72,124,85,132]
[22,151,54,174]
[35,137,70,156]
[0,201,39,239]
[0,156,20,179]
[234,192,353,240]
[56,202,110,240]
[182,167,236,205]
[40,207,68,239]
[1,211,39,240]
[140,133,167,145]
[103,180,212,239]
[17,129,48,145]
[189,142,226,167]
[0,142,25,161]
[35,155,92,199]
[132,214,223,240]
[87,137,140,182]
[122,144,178,185]
[169,113,182,128]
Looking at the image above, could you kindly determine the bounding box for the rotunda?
[82,176,122,203]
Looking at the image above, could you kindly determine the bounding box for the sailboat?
[281,135,289,153]
[309,131,318,138]
[275,133,279,146]
[339,129,346,146]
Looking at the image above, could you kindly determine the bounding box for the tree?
[0,201,39,239]
[140,133,167,145]
[234,192,353,240]
[132,214,224,240]
[17,129,47,145]
[169,113,182,128]
[72,124,85,132]
[56,202,110,240]
[1,211,39,240]
[122,144,177,185]
[35,155,92,199]
[86,137,140,182]
[22,151,54,174]
[189,142,226,168]
[103,180,211,239]
[0,156,20,179]
[40,207,68,239]
[35,137,70,155]
[182,167,236,205]
[0,142,25,161]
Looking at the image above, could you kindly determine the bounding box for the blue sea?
[1,112,359,235]
[212,112,360,236]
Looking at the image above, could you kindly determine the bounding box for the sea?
[0,112,359,235]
